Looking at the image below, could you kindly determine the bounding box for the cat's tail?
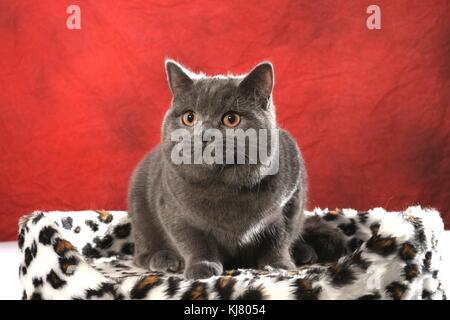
[291,216,348,265]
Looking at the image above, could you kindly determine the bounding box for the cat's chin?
[202,163,264,187]
[169,162,264,188]
[220,164,264,187]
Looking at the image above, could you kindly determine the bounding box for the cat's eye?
[222,112,241,128]
[182,111,198,126]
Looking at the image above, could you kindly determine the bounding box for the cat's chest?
[210,212,279,254]
[169,182,287,230]
[194,184,283,215]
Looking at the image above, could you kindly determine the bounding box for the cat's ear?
[238,61,274,101]
[165,59,194,96]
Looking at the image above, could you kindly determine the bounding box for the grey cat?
[128,60,346,279]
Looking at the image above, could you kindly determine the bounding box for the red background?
[0,0,449,240]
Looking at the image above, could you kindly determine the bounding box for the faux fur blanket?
[18,206,446,300]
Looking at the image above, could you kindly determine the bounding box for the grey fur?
[128,60,316,279]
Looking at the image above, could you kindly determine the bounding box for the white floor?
[1,233,449,300]
[0,241,22,300]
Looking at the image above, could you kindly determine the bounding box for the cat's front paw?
[184,261,223,279]
[149,250,184,273]
[291,242,318,266]
[258,258,296,270]
[270,259,297,270]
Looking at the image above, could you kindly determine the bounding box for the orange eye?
[222,112,241,128]
[182,111,198,126]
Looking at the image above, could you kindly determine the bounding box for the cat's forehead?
[172,77,241,113]
[192,77,240,96]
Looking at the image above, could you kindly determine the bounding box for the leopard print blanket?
[18,206,446,300]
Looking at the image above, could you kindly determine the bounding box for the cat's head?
[161,60,279,187]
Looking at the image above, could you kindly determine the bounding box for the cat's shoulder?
[278,128,300,154]
[131,144,163,178]
[278,128,304,180]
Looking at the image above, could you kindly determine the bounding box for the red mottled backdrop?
[0,1,449,240]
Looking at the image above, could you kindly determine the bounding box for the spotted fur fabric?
[18,206,446,300]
